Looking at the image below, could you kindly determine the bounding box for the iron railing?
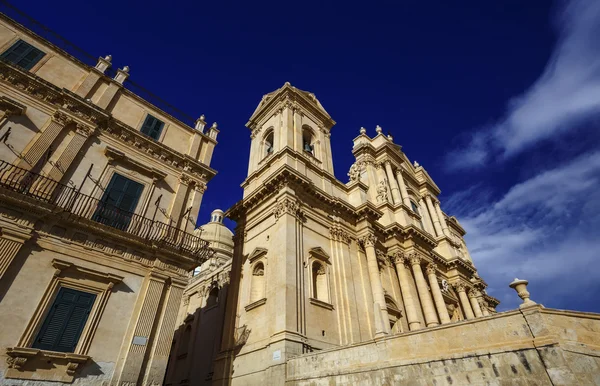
[0,160,212,261]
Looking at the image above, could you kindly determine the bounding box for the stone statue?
[348,163,360,181]
[376,179,388,203]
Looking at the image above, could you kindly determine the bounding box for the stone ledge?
[245,298,266,311]
[5,346,90,383]
[309,297,334,310]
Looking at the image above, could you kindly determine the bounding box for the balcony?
[0,160,213,262]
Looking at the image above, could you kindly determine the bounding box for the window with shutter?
[140,114,165,140]
[1,39,46,70]
[92,173,144,230]
[33,287,96,353]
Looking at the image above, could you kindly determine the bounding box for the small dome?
[194,209,233,253]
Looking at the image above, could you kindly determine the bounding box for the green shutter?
[93,173,144,230]
[33,287,96,353]
[1,40,45,70]
[140,114,164,140]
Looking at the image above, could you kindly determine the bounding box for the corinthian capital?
[408,252,422,266]
[273,197,300,220]
[52,111,72,126]
[426,263,437,275]
[359,232,377,248]
[75,123,95,138]
[454,282,467,293]
[392,251,406,265]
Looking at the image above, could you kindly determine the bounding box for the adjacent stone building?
[0,13,217,385]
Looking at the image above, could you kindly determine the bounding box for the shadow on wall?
[164,282,231,386]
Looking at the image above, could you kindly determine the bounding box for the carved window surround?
[7,259,123,383]
[0,95,26,116]
[247,247,267,264]
[105,146,167,181]
[244,297,266,311]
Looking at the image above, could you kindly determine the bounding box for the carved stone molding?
[273,197,300,220]
[408,252,422,266]
[454,282,467,293]
[392,251,407,266]
[358,232,377,248]
[329,225,350,244]
[75,123,96,138]
[426,263,437,275]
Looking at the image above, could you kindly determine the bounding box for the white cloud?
[447,0,600,170]
[446,151,600,310]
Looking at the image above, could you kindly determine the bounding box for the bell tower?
[244,82,336,195]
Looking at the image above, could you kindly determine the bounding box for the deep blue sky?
[10,1,600,312]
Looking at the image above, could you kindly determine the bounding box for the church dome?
[195,209,234,254]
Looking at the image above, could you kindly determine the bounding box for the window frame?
[139,114,165,141]
[17,259,122,355]
[0,39,46,71]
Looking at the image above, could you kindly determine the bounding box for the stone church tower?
[212,83,499,385]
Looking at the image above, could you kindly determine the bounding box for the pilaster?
[19,112,70,169]
[396,169,411,207]
[0,227,32,279]
[384,161,401,205]
[425,195,443,237]
[46,124,95,182]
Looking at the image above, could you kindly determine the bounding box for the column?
[293,109,303,152]
[384,161,401,205]
[426,264,451,324]
[396,169,411,207]
[418,198,435,235]
[481,300,490,316]
[116,272,166,385]
[469,289,484,317]
[409,254,438,327]
[393,252,421,331]
[434,200,451,237]
[19,112,70,168]
[360,233,390,336]
[141,279,186,385]
[455,283,475,320]
[425,195,444,237]
[46,124,95,182]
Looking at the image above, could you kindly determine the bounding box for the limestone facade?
[0,13,217,385]
[212,83,500,385]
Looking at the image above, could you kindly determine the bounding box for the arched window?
[206,287,219,307]
[312,262,329,303]
[302,126,315,156]
[263,129,274,157]
[250,262,265,302]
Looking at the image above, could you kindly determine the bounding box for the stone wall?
[285,306,600,386]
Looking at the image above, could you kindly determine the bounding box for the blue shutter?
[33,287,96,353]
[93,173,143,230]
[140,114,164,140]
[1,40,45,70]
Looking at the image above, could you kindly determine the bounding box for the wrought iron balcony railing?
[0,160,213,262]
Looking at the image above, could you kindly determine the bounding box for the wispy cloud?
[447,151,600,310]
[446,0,600,171]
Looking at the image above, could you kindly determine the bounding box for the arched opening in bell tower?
[302,125,315,156]
[262,128,274,157]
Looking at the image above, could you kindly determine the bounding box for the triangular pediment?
[248,247,268,263]
[308,246,330,262]
[247,82,334,129]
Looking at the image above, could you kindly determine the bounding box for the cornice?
[0,61,216,182]
[227,164,383,224]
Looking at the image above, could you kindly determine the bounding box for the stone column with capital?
[393,252,421,331]
[468,290,484,317]
[384,161,401,205]
[425,195,444,237]
[46,124,96,182]
[434,200,451,237]
[480,300,490,316]
[396,169,411,207]
[360,233,390,336]
[409,254,439,327]
[418,198,436,235]
[426,264,451,324]
[375,164,391,203]
[455,283,475,319]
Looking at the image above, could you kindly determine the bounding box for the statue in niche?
[376,179,388,203]
[447,303,462,322]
